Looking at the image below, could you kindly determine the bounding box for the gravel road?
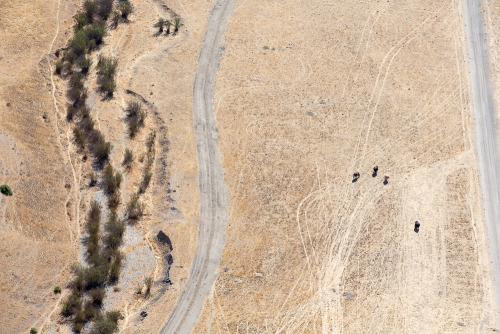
[158,0,235,333]
[462,0,500,325]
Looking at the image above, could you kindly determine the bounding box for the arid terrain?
[1,0,499,333]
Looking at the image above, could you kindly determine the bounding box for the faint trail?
[39,0,82,331]
[159,0,235,332]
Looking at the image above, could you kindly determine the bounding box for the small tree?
[174,17,181,33]
[154,18,166,33]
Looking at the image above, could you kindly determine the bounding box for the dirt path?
[158,0,235,333]
[462,0,500,326]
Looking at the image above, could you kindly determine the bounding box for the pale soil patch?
[191,0,496,332]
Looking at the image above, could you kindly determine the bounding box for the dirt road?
[462,0,500,325]
[158,0,235,333]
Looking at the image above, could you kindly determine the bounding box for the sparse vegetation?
[125,101,146,137]
[144,276,153,296]
[0,184,13,196]
[123,148,134,169]
[126,194,144,221]
[118,1,134,19]
[97,55,118,95]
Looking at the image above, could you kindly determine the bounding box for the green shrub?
[74,13,89,30]
[85,22,107,45]
[107,191,121,210]
[102,164,122,194]
[73,127,86,149]
[84,300,98,320]
[174,17,181,33]
[90,287,105,305]
[70,29,89,56]
[92,136,112,163]
[105,213,125,249]
[105,310,123,324]
[55,60,64,74]
[126,194,144,221]
[84,264,109,288]
[61,292,81,316]
[0,184,13,196]
[125,101,146,137]
[146,131,156,153]
[97,55,118,95]
[123,148,133,169]
[64,50,76,63]
[111,10,120,28]
[84,0,98,21]
[139,169,152,194]
[117,1,133,19]
[98,0,114,19]
[109,256,121,282]
[73,321,83,333]
[144,276,153,296]
[30,328,37,334]
[154,18,166,33]
[71,263,86,293]
[77,56,92,74]
[54,286,62,294]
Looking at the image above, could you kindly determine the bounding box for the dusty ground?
[190,0,498,332]
[2,0,500,333]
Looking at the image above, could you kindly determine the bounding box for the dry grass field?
[1,0,499,333]
[191,0,497,332]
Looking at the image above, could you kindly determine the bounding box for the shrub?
[74,13,89,30]
[68,86,88,105]
[174,17,181,33]
[71,263,86,293]
[54,286,62,294]
[90,287,105,305]
[99,76,116,95]
[102,164,122,194]
[88,200,101,224]
[97,55,118,95]
[105,213,125,249]
[146,131,156,153]
[126,194,144,221]
[123,148,133,169]
[77,56,92,74]
[144,276,153,296]
[125,101,146,137]
[70,29,89,56]
[107,191,121,210]
[87,233,100,258]
[30,328,37,334]
[61,292,81,316]
[111,10,120,28]
[0,184,13,196]
[84,300,98,320]
[139,169,152,193]
[55,60,64,74]
[73,127,86,150]
[109,257,121,282]
[84,264,109,288]
[117,1,133,19]
[105,310,123,324]
[85,22,106,45]
[64,50,76,63]
[92,136,111,163]
[73,321,83,333]
[84,0,98,21]
[154,18,165,33]
[98,0,114,19]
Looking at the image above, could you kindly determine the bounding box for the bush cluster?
[125,101,146,137]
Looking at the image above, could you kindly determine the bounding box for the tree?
[174,17,181,33]
[165,20,172,35]
[154,18,166,33]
